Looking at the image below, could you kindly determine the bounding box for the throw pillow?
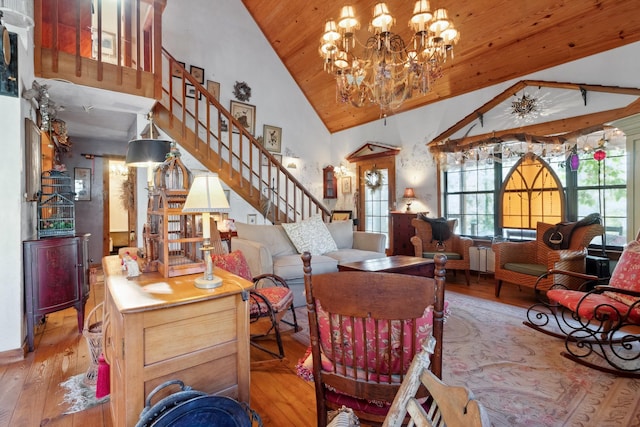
[603,240,640,306]
[212,250,252,281]
[282,216,338,255]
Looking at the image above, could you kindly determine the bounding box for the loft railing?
[34,0,165,99]
[154,48,330,224]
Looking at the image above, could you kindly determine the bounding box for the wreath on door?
[365,167,382,191]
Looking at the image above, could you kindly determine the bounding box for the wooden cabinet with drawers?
[102,255,253,426]
[390,211,417,255]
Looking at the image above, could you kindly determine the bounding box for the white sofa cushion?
[273,254,338,280]
[325,248,387,264]
[235,223,296,257]
[326,220,354,249]
[281,216,338,255]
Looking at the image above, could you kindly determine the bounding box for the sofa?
[231,218,386,306]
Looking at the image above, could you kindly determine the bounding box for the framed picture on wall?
[230,100,256,135]
[24,118,41,201]
[262,124,282,153]
[341,176,352,194]
[172,61,186,78]
[206,80,220,101]
[190,65,205,84]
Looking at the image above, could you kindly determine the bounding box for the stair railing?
[157,48,330,224]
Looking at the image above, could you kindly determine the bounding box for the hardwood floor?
[0,270,539,427]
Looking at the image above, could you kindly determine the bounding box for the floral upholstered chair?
[301,251,448,426]
[209,226,298,359]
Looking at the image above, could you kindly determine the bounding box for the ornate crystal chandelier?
[319,1,460,114]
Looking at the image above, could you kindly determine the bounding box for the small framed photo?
[261,153,283,167]
[74,167,91,201]
[263,124,282,153]
[190,65,205,84]
[101,31,116,55]
[185,83,201,100]
[247,214,257,225]
[206,80,220,101]
[230,100,256,135]
[172,61,185,78]
[341,176,352,194]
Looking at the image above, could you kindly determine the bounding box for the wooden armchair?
[302,251,447,426]
[524,229,640,377]
[493,221,604,297]
[410,217,473,285]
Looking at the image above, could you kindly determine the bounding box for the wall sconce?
[182,173,230,289]
[403,187,416,212]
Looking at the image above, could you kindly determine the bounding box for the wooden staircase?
[154,49,330,224]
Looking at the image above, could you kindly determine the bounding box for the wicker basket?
[83,302,104,386]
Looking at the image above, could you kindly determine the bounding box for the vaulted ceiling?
[241,0,640,134]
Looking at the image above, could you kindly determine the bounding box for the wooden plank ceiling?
[241,0,640,134]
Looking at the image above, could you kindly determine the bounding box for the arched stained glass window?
[500,154,564,231]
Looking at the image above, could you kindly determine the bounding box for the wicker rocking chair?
[524,230,640,377]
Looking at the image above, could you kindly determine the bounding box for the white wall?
[0,23,35,353]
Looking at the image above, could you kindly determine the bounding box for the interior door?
[356,156,396,251]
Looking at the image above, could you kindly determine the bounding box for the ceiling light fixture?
[320,1,460,116]
[511,92,539,120]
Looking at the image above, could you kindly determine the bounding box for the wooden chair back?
[303,252,447,426]
[384,336,491,427]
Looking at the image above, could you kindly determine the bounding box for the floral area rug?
[288,293,640,426]
[443,292,640,426]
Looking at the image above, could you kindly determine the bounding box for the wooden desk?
[338,255,435,277]
[102,255,253,427]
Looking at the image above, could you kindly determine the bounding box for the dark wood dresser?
[23,234,90,351]
[390,211,417,255]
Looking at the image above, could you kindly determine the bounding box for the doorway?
[103,158,136,256]
[355,156,397,251]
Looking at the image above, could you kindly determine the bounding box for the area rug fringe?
[60,373,110,414]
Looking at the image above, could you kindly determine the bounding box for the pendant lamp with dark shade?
[125,113,171,167]
[124,113,171,189]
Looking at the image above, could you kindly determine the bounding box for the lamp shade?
[125,139,171,167]
[403,187,416,199]
[183,174,230,213]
